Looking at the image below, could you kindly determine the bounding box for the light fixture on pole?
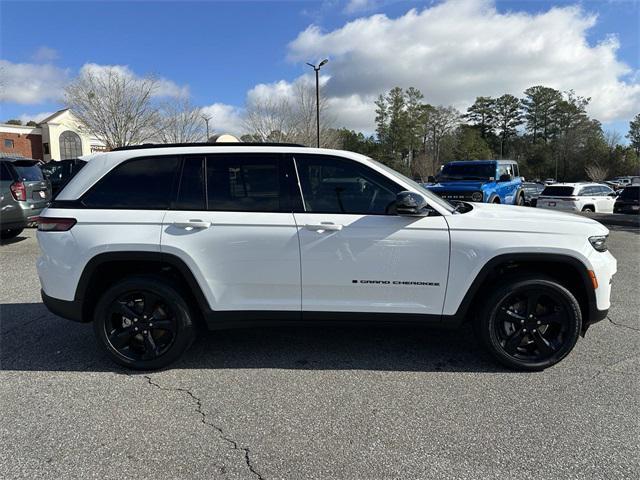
[306,59,328,148]
[201,114,212,141]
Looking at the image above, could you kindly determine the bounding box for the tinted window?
[0,162,14,181]
[295,154,402,215]
[541,186,575,196]
[440,162,495,180]
[174,157,205,210]
[206,154,284,212]
[13,161,44,181]
[83,156,179,209]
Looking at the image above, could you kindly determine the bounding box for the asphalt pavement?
[1,227,638,479]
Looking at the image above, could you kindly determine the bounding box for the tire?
[515,193,525,206]
[93,275,196,370]
[475,275,582,371]
[582,206,595,213]
[490,196,501,204]
[1,228,23,240]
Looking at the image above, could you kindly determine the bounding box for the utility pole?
[201,114,212,141]
[306,59,328,148]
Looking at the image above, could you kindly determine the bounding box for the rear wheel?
[476,276,581,371]
[515,193,525,206]
[492,197,501,204]
[1,228,23,240]
[582,206,595,213]
[93,276,196,370]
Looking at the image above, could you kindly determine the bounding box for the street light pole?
[306,59,328,148]
[201,114,212,141]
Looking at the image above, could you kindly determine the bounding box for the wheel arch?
[74,252,211,325]
[452,253,597,333]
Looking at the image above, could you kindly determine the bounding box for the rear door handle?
[172,220,211,229]
[305,222,343,232]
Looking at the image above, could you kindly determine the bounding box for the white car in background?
[536,183,616,213]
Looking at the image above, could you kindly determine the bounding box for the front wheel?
[1,228,23,240]
[93,276,196,370]
[515,193,525,206]
[476,276,582,371]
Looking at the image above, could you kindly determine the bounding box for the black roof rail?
[111,142,307,152]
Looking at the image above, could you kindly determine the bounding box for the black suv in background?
[40,158,87,197]
[614,185,640,214]
[0,158,52,239]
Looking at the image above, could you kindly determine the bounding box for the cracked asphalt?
[1,227,638,479]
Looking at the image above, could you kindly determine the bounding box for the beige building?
[0,109,105,162]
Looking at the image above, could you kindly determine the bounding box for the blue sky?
[1,0,638,137]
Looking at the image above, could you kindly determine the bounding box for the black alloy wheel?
[94,276,195,369]
[477,276,581,370]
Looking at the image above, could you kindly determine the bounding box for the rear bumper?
[41,290,84,322]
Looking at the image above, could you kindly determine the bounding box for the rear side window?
[83,156,180,209]
[12,161,44,181]
[541,186,575,197]
[295,154,402,215]
[174,157,205,210]
[206,153,286,212]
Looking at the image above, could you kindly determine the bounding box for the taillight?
[36,217,77,231]
[10,181,26,201]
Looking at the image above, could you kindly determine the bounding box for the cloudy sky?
[1,0,638,138]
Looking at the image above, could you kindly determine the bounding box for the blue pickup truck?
[425,159,525,205]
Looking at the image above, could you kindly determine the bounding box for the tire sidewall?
[479,277,582,371]
[93,276,195,370]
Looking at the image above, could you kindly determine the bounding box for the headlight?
[471,191,483,202]
[589,235,608,252]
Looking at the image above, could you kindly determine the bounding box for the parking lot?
[0,227,638,479]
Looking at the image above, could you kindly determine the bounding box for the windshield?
[12,161,44,181]
[619,186,639,200]
[541,186,575,196]
[367,158,455,213]
[440,163,495,181]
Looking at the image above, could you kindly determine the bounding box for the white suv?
[537,182,617,213]
[36,144,617,371]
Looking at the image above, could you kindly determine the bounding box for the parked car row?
[0,157,86,239]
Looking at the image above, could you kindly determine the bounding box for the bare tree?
[585,163,609,182]
[156,97,205,143]
[422,105,460,174]
[64,67,161,148]
[243,79,338,147]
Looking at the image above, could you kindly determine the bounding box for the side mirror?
[499,174,512,182]
[427,175,436,183]
[396,191,430,216]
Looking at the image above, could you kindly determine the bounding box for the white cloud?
[32,46,59,63]
[288,0,640,129]
[344,0,380,14]
[200,103,245,136]
[16,111,55,124]
[79,63,189,98]
[0,60,69,104]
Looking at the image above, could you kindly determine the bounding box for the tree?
[521,86,562,143]
[585,163,609,182]
[453,125,493,160]
[422,105,461,174]
[65,67,161,148]
[404,87,425,170]
[464,96,495,139]
[26,121,38,127]
[6,119,22,125]
[628,113,640,156]
[386,86,407,159]
[243,96,294,143]
[374,94,389,145]
[493,94,522,158]
[156,97,205,143]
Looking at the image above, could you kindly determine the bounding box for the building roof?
[38,108,70,125]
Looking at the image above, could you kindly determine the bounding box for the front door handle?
[172,220,211,230]
[305,222,343,232]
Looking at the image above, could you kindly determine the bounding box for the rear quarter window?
[82,156,180,209]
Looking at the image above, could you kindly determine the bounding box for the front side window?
[206,153,285,212]
[59,131,83,160]
[83,156,180,209]
[295,154,402,215]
